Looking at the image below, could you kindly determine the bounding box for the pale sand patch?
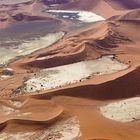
[23,55,129,93]
[100,97,140,122]
[0,68,14,80]
[0,0,31,5]
[46,10,104,22]
[0,32,64,66]
[0,75,11,80]
[0,116,81,140]
[17,112,32,117]
[0,105,18,115]
[0,104,31,116]
[8,100,24,108]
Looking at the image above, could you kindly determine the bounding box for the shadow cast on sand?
[32,67,140,100]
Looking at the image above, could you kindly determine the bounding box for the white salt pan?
[100,97,140,122]
[0,32,64,66]
[46,10,104,23]
[23,55,129,93]
[0,116,81,140]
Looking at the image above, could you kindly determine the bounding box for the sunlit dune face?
[14,55,129,95]
[0,0,140,139]
[0,98,63,123]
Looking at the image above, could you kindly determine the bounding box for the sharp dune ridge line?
[0,100,64,132]
[21,55,129,93]
[0,0,140,139]
[0,116,81,140]
[0,32,64,66]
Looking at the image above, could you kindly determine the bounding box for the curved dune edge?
[20,19,135,70]
[0,116,81,140]
[0,0,131,30]
[0,1,140,140]
[2,17,140,98]
[28,67,140,101]
[12,55,128,96]
[0,98,64,124]
[100,97,140,123]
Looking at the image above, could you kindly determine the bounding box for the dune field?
[0,0,140,140]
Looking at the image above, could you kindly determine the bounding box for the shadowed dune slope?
[19,18,140,69]
[32,67,140,100]
[0,1,140,139]
[105,0,140,10]
[52,0,140,18]
[39,0,140,10]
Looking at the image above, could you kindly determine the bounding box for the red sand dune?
[0,98,63,123]
[0,0,140,140]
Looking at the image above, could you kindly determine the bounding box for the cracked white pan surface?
[23,55,129,93]
[100,97,140,122]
